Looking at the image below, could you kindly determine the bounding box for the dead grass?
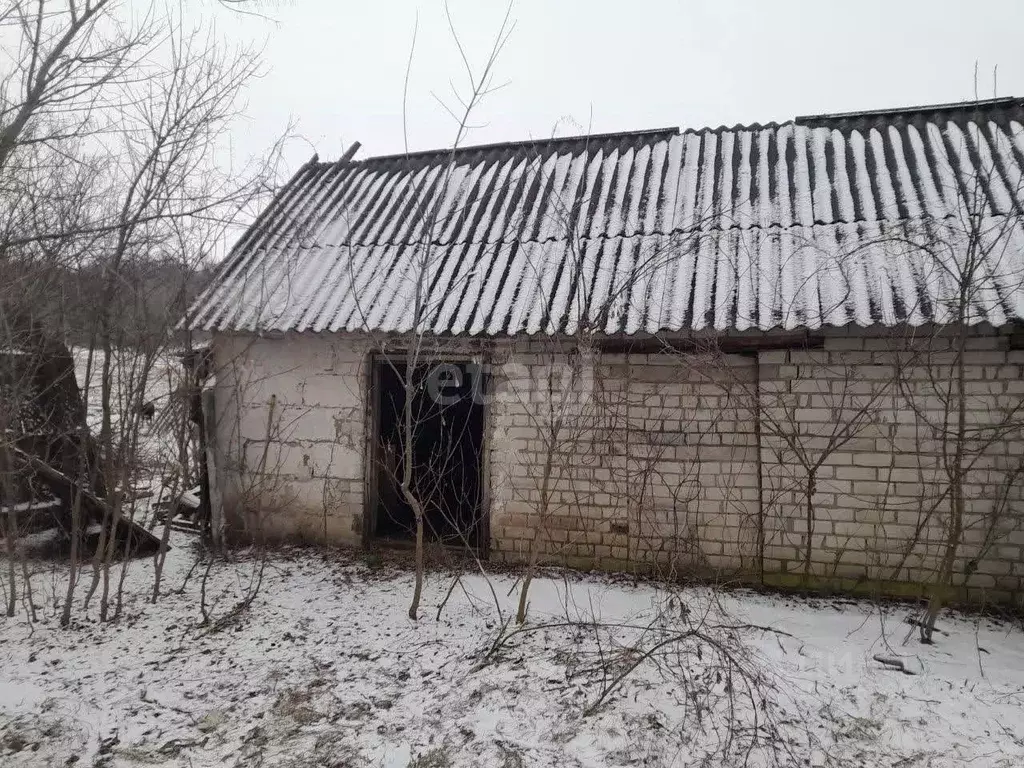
[273,686,323,726]
[407,746,453,768]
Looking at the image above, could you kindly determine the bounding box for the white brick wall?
[759,327,1024,603]
[487,342,760,574]
[209,328,1024,604]
[211,334,369,545]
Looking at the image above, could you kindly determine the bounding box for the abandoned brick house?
[188,97,1024,603]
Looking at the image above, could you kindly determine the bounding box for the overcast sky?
[216,0,1024,171]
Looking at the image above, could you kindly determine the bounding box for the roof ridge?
[795,96,1024,124]
[325,97,1024,166]
[346,127,681,164]
[682,120,794,135]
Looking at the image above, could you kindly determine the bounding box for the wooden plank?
[10,446,164,552]
[0,499,62,516]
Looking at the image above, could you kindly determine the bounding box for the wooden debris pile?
[0,322,160,555]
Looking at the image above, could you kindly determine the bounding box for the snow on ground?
[1,537,1023,767]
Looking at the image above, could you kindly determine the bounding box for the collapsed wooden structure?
[0,326,161,554]
[7,446,162,550]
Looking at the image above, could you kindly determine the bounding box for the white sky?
[213,0,1024,172]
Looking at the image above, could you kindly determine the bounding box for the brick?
[852,453,897,468]
[826,337,865,352]
[759,350,789,365]
[835,466,878,481]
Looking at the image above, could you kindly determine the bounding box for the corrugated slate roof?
[189,98,1024,336]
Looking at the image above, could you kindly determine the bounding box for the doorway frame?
[363,351,491,558]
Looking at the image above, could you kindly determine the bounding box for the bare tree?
[339,5,514,620]
[0,0,287,625]
[884,163,1024,641]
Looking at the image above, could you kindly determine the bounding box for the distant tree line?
[0,255,213,350]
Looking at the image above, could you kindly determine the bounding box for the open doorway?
[372,358,486,550]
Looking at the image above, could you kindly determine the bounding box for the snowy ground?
[1,536,1023,767]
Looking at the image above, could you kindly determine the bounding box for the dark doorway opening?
[372,359,486,550]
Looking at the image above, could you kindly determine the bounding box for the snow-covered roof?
[188,98,1024,336]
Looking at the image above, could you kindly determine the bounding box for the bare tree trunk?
[407,497,425,620]
[18,527,36,622]
[920,324,969,642]
[4,515,15,618]
[114,365,155,620]
[0,436,18,617]
[516,441,557,624]
[60,489,84,627]
[402,355,425,620]
[61,343,98,628]
[83,343,116,614]
[516,361,566,625]
[802,468,817,583]
[153,399,188,602]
